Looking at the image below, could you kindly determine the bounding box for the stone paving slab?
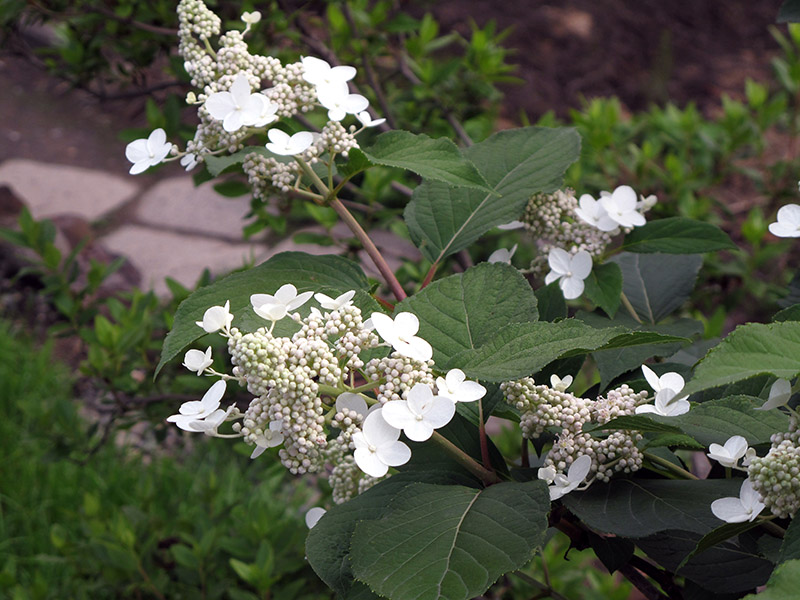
[101,225,265,296]
[0,159,139,222]
[136,176,253,240]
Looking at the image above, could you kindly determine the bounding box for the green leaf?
[779,516,800,564]
[362,131,491,191]
[743,559,800,599]
[307,473,478,598]
[449,320,685,382]
[213,180,250,197]
[587,532,634,574]
[682,321,800,395]
[677,521,763,570]
[610,252,703,324]
[773,303,800,322]
[156,252,370,376]
[395,263,538,364]
[582,415,684,436]
[621,218,736,254]
[337,147,374,179]
[350,481,550,600]
[779,0,800,22]
[578,311,701,389]
[405,127,580,263]
[534,282,567,322]
[205,146,271,177]
[562,479,742,537]
[583,262,622,318]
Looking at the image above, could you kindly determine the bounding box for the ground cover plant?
[110,2,800,598]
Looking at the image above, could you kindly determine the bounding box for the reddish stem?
[420,262,438,289]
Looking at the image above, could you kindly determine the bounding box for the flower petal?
[424,397,456,429]
[548,248,571,275]
[336,392,368,416]
[376,440,412,466]
[362,408,400,445]
[354,448,389,477]
[569,251,593,279]
[560,276,584,300]
[711,498,749,523]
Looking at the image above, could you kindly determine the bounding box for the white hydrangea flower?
[204,72,267,132]
[190,405,234,436]
[183,347,213,375]
[251,284,313,321]
[316,83,369,122]
[436,369,486,403]
[356,111,386,128]
[637,194,658,212]
[488,244,518,264]
[265,129,314,156]
[711,478,765,523]
[635,366,690,416]
[305,507,327,529]
[241,10,261,24]
[250,421,285,459]
[600,185,646,228]
[314,290,356,310]
[768,204,800,238]
[550,374,573,392]
[370,312,433,362]
[574,194,618,232]
[544,248,592,300]
[167,380,226,432]
[547,455,592,500]
[195,300,233,333]
[302,56,356,88]
[641,364,685,397]
[537,465,557,484]
[352,408,411,477]
[180,153,199,171]
[125,128,173,175]
[707,435,749,468]
[382,383,456,442]
[757,378,792,411]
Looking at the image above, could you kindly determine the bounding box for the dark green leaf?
[587,532,634,574]
[682,321,800,395]
[563,479,742,537]
[583,262,622,318]
[779,517,800,564]
[337,148,374,179]
[534,281,567,322]
[678,521,763,570]
[157,253,370,375]
[362,131,491,191]
[396,263,537,364]
[610,253,703,324]
[205,146,272,177]
[621,218,735,254]
[404,127,580,263]
[773,303,800,322]
[350,481,550,600]
[778,0,800,22]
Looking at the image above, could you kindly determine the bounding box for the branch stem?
[431,432,501,485]
[643,451,699,480]
[620,291,642,324]
[477,399,492,471]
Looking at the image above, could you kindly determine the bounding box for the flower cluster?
[166,287,486,504]
[520,186,654,300]
[502,375,650,494]
[125,0,385,202]
[748,418,800,519]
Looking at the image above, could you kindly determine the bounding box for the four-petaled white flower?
[125,128,173,175]
[314,290,356,310]
[711,478,765,523]
[251,421,285,459]
[707,435,749,468]
[196,300,233,333]
[241,10,261,24]
[335,392,368,417]
[488,244,518,264]
[769,204,800,238]
[190,405,234,436]
[600,185,647,229]
[436,369,486,404]
[316,84,370,122]
[550,374,573,392]
[545,248,593,300]
[356,111,386,128]
[302,56,356,88]
[204,72,270,132]
[546,455,593,501]
[265,128,314,156]
[167,380,226,432]
[638,194,658,212]
[575,194,619,232]
[305,507,327,529]
[251,284,314,322]
[352,408,411,477]
[383,383,456,442]
[370,312,433,362]
[635,365,690,416]
[757,378,792,411]
[183,347,213,375]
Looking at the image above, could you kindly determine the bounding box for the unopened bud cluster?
[748,419,800,518]
[522,190,613,277]
[364,352,436,405]
[502,378,648,482]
